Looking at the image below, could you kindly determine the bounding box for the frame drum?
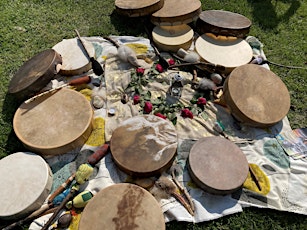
[0,152,53,220]
[8,49,62,100]
[151,0,201,26]
[79,183,165,230]
[196,10,252,38]
[222,64,291,127]
[152,24,194,52]
[188,136,249,195]
[115,0,164,17]
[13,88,93,156]
[110,115,177,177]
[195,33,253,73]
[52,38,95,76]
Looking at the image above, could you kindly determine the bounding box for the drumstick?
[41,143,110,230]
[24,75,91,104]
[48,173,76,204]
[74,29,104,76]
[249,165,262,191]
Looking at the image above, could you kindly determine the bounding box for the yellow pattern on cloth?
[68,211,82,230]
[243,163,270,195]
[79,88,92,101]
[85,117,105,147]
[126,43,149,55]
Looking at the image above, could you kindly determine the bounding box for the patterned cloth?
[29,36,306,229]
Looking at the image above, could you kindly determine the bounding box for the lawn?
[0,0,306,229]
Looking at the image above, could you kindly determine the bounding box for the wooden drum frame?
[0,152,53,220]
[188,136,249,195]
[13,88,93,156]
[110,115,177,177]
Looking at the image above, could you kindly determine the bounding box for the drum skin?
[195,33,253,73]
[0,152,53,220]
[13,88,93,156]
[110,115,177,177]
[52,38,95,76]
[115,0,164,17]
[8,49,62,100]
[188,136,249,195]
[151,0,201,26]
[196,10,252,38]
[223,64,290,127]
[79,183,165,230]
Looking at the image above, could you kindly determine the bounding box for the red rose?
[155,113,167,119]
[133,95,140,104]
[144,101,153,114]
[155,64,164,73]
[197,97,207,106]
[168,59,175,65]
[136,67,145,76]
[181,108,193,119]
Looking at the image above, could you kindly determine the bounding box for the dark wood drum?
[223,64,291,127]
[188,136,249,195]
[8,49,62,100]
[115,0,164,17]
[110,115,177,177]
[196,10,252,38]
[79,183,165,230]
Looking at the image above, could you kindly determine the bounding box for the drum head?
[152,25,194,52]
[196,10,251,38]
[0,152,53,220]
[52,38,95,75]
[115,0,164,17]
[151,0,201,26]
[79,183,165,230]
[110,115,177,177]
[223,64,291,127]
[195,34,253,71]
[8,49,62,100]
[188,136,249,195]
[13,88,93,155]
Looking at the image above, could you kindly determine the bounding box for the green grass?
[0,0,306,229]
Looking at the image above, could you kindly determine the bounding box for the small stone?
[92,95,104,109]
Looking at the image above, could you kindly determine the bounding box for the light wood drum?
[0,152,53,220]
[110,115,177,177]
[8,49,62,101]
[13,88,93,156]
[115,0,164,17]
[151,0,201,26]
[188,136,249,195]
[52,38,95,75]
[152,24,194,52]
[79,183,165,230]
[223,64,291,127]
[195,33,253,73]
[196,10,252,38]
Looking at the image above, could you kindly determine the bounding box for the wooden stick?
[24,75,91,104]
[48,173,76,204]
[249,165,262,191]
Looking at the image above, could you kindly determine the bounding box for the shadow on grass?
[1,93,26,156]
[247,0,300,29]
